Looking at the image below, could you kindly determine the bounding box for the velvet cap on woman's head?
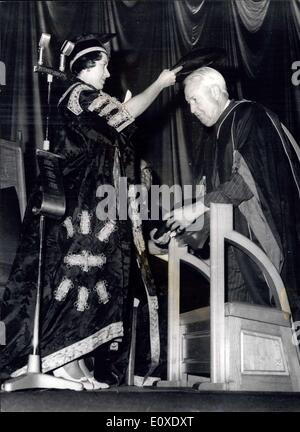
[68,33,115,72]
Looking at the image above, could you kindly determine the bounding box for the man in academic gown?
[161,66,300,321]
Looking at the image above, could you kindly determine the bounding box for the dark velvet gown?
[0,81,159,381]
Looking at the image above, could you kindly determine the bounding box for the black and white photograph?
[0,0,300,415]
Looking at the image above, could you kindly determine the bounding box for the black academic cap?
[171,47,226,82]
[68,33,116,72]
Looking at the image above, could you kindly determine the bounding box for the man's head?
[184,67,229,127]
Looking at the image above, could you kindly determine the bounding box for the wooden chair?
[156,203,300,392]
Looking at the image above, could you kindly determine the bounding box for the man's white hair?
[184,66,228,95]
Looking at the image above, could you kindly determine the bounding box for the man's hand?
[150,228,171,247]
[163,201,209,233]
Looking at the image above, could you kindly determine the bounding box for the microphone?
[38,33,51,66]
[0,61,5,94]
[59,40,75,72]
[0,61,6,87]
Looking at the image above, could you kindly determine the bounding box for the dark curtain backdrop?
[0,0,299,193]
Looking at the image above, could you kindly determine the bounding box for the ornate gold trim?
[11,321,123,377]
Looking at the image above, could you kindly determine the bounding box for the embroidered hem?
[11,321,124,377]
[147,295,160,368]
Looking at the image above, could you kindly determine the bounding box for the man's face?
[184,80,221,127]
[87,53,110,90]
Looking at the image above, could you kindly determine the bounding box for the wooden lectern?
[156,203,300,392]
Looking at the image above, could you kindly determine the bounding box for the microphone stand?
[2,55,83,391]
[0,81,5,346]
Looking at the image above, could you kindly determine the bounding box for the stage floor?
[1,386,300,412]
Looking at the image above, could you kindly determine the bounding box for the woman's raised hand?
[123,65,183,119]
[156,66,183,89]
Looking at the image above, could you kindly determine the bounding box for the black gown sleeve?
[204,172,253,207]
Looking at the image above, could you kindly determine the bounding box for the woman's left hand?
[156,66,183,89]
[123,66,183,119]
